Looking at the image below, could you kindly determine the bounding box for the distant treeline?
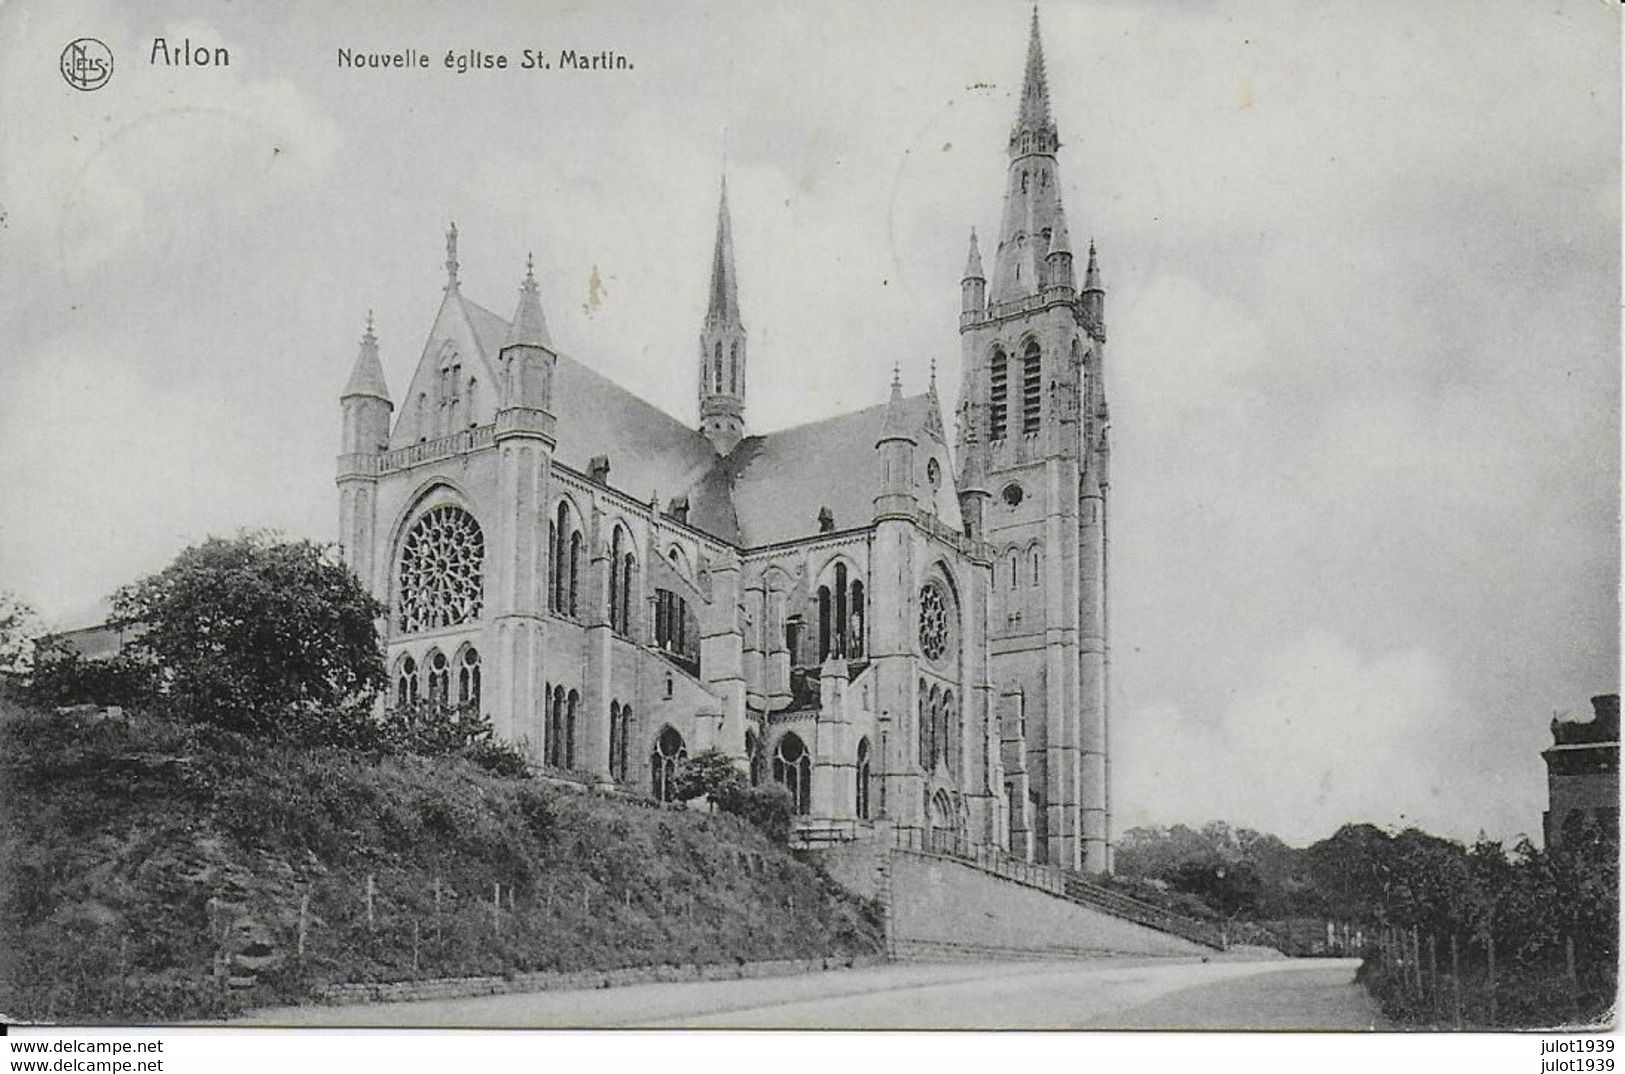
[1114,820,1617,1027]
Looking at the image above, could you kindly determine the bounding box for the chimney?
[588,455,611,484]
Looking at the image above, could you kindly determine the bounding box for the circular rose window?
[918,582,949,661]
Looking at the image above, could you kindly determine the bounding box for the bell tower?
[698,177,747,456]
[955,9,1112,874]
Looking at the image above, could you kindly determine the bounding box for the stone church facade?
[336,14,1114,872]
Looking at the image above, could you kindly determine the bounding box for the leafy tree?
[673,748,748,811]
[111,533,386,735]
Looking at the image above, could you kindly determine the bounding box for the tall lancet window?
[714,342,724,393]
[729,342,739,394]
[1022,340,1042,435]
[989,348,1009,440]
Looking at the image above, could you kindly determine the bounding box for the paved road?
[246,956,1386,1030]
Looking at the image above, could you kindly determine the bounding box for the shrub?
[729,784,795,844]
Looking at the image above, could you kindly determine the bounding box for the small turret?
[340,311,393,456]
[961,228,986,316]
[1082,239,1105,336]
[873,367,918,521]
[495,255,558,443]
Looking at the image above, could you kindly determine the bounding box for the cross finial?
[525,251,536,283]
[891,361,901,390]
[364,309,375,338]
[445,222,460,291]
[929,356,938,392]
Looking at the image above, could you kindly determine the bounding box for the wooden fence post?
[297,889,310,959]
[493,882,502,934]
[1427,933,1438,1017]
[366,873,376,931]
[1566,935,1580,1021]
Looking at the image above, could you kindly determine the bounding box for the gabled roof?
[387,287,959,548]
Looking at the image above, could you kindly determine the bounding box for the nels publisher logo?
[60,37,114,91]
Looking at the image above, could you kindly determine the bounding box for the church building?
[336,13,1115,872]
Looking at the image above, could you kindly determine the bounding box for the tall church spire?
[699,176,747,455]
[990,9,1070,302]
[707,177,740,327]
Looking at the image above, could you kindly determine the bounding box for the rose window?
[918,582,949,661]
[397,505,485,633]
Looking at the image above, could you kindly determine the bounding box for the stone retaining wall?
[313,954,887,1006]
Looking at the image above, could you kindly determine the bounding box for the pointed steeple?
[444,222,460,292]
[699,175,748,455]
[878,366,915,446]
[989,9,1067,301]
[1010,8,1058,157]
[504,253,552,349]
[706,177,740,327]
[342,310,391,401]
[1083,239,1101,291]
[963,228,985,280]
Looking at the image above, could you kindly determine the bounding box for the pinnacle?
[505,256,552,349]
[963,228,985,280]
[343,311,391,401]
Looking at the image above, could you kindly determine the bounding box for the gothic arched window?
[609,702,624,781]
[620,552,636,637]
[616,705,631,781]
[568,532,583,617]
[745,729,761,787]
[849,580,865,659]
[856,737,871,820]
[396,656,418,708]
[609,527,624,632]
[547,685,567,767]
[458,647,481,710]
[730,342,739,394]
[1030,547,1042,587]
[918,678,934,769]
[1022,340,1042,435]
[651,726,687,802]
[565,689,579,768]
[427,650,450,706]
[774,732,812,815]
[834,563,848,657]
[941,690,957,778]
[817,585,832,661]
[714,342,724,393]
[397,505,484,634]
[989,349,1009,440]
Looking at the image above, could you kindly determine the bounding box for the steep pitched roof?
[702,392,950,547]
[389,288,959,548]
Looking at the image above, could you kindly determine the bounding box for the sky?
[0,0,1617,848]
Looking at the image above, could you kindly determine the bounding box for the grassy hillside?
[0,701,884,1023]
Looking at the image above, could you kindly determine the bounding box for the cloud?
[1112,631,1520,845]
